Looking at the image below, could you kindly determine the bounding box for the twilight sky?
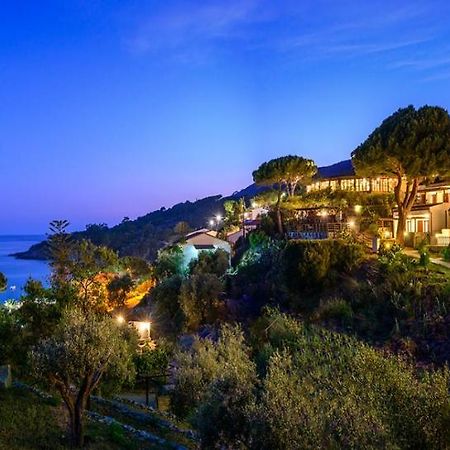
[2,0,450,233]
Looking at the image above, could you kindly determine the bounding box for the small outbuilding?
[180,229,231,268]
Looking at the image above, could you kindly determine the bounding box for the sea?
[0,235,50,303]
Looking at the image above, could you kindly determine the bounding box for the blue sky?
[1,0,450,233]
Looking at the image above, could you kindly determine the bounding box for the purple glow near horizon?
[2,1,450,234]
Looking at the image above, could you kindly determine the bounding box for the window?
[416,219,429,233]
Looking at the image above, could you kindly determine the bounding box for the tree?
[352,105,450,243]
[253,155,317,233]
[153,245,185,281]
[151,274,184,336]
[48,219,73,287]
[0,272,6,291]
[68,240,119,311]
[223,198,246,227]
[31,308,135,447]
[179,273,223,330]
[174,221,190,237]
[107,273,134,308]
[188,248,229,277]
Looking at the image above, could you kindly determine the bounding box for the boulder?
[0,365,12,388]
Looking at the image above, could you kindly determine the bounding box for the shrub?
[134,343,171,378]
[312,297,354,326]
[173,309,450,449]
[171,324,256,422]
[280,240,364,294]
[150,275,184,336]
[188,248,229,277]
[442,244,450,262]
[179,273,223,330]
[251,318,450,450]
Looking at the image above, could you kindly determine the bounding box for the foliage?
[150,275,184,337]
[223,198,246,227]
[133,343,171,377]
[188,248,229,277]
[172,325,257,444]
[31,308,136,447]
[107,274,134,308]
[377,242,416,273]
[173,221,190,237]
[0,280,62,373]
[16,194,238,261]
[232,234,284,305]
[179,273,223,330]
[120,256,152,279]
[0,387,141,450]
[352,105,450,242]
[312,297,354,327]
[443,244,450,262]
[253,155,317,233]
[174,309,450,449]
[0,305,21,365]
[252,155,317,197]
[280,240,364,296]
[153,245,185,281]
[0,272,7,291]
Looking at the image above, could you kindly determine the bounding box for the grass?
[0,386,161,449]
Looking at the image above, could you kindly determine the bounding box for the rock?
[0,365,12,388]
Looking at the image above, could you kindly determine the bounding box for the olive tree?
[352,105,450,243]
[253,155,317,233]
[31,308,135,447]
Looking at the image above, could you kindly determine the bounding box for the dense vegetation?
[3,105,450,448]
[171,310,449,449]
[15,184,266,261]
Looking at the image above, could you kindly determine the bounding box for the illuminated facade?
[394,182,450,246]
[307,160,450,245]
[306,160,397,193]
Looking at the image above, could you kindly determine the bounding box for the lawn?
[0,386,152,449]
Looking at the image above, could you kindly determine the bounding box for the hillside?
[14,183,267,261]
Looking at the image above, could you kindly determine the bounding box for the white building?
[180,229,231,268]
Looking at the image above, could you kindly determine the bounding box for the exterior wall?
[430,203,449,233]
[180,233,231,268]
[417,187,450,205]
[184,233,231,250]
[307,176,396,193]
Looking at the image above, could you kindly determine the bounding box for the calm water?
[0,235,50,303]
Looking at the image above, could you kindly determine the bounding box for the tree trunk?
[275,188,283,234]
[396,210,406,245]
[394,176,419,245]
[74,405,84,447]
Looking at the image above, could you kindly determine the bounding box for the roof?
[315,159,355,179]
[182,228,231,248]
[185,228,210,239]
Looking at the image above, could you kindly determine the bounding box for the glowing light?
[116,315,125,325]
[319,210,328,217]
[354,204,362,214]
[209,219,215,227]
[216,214,222,221]
[348,220,356,228]
[136,321,151,340]
[251,201,258,208]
